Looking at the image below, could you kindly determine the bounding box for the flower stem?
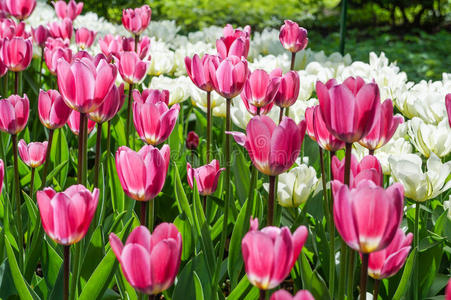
[259,289,266,300]
[373,279,380,300]
[14,71,19,94]
[413,201,420,300]
[206,90,212,163]
[278,107,284,124]
[338,240,348,300]
[148,200,154,231]
[245,166,257,226]
[203,195,207,214]
[41,129,54,188]
[359,253,369,300]
[70,243,81,300]
[30,168,35,200]
[63,245,70,300]
[82,114,88,186]
[134,34,140,53]
[329,151,336,295]
[369,149,374,155]
[39,47,44,87]
[106,121,111,161]
[267,175,276,226]
[347,250,356,300]
[93,123,102,187]
[290,52,296,71]
[77,113,86,184]
[125,83,134,147]
[344,143,352,185]
[0,132,9,195]
[12,134,24,270]
[140,201,147,226]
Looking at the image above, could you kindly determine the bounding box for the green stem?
[290,52,296,70]
[41,129,54,188]
[14,71,19,95]
[63,245,70,300]
[245,166,257,226]
[77,114,86,184]
[338,241,348,300]
[344,143,352,186]
[12,134,24,270]
[140,201,147,226]
[106,121,111,162]
[278,107,284,124]
[0,132,9,195]
[267,175,276,226]
[93,123,102,187]
[39,47,44,87]
[339,0,348,55]
[329,151,336,296]
[285,106,289,117]
[134,34,139,53]
[203,195,207,214]
[148,200,155,231]
[206,90,212,163]
[369,149,375,155]
[125,84,134,147]
[259,289,266,300]
[30,168,35,200]
[82,114,88,186]
[360,253,369,300]
[69,243,81,300]
[373,279,380,300]
[413,201,420,300]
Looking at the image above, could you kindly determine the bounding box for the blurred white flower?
[189,87,226,118]
[148,41,175,76]
[408,117,451,158]
[173,41,216,76]
[444,196,451,220]
[248,54,290,73]
[149,75,191,105]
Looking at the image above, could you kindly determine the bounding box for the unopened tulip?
[53,0,83,20]
[271,290,315,300]
[133,88,169,105]
[242,217,308,290]
[216,24,251,59]
[88,84,124,123]
[133,98,180,145]
[209,55,249,99]
[18,139,48,168]
[332,179,404,253]
[67,110,95,135]
[186,131,199,150]
[117,51,150,84]
[1,37,32,72]
[0,94,29,134]
[241,69,280,108]
[44,45,72,75]
[109,223,182,295]
[57,56,117,113]
[228,115,306,176]
[332,154,383,187]
[185,54,218,92]
[272,69,300,108]
[48,18,73,41]
[37,185,98,245]
[5,0,36,20]
[75,27,96,49]
[305,105,344,152]
[38,89,72,129]
[317,77,380,143]
[31,25,50,47]
[446,94,451,128]
[122,5,151,35]
[279,20,308,53]
[359,99,403,151]
[187,160,224,196]
[115,145,170,201]
[368,229,412,279]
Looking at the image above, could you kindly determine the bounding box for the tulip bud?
[0,94,29,135]
[38,90,72,129]
[75,27,96,49]
[53,0,83,20]
[209,55,249,99]
[187,160,224,196]
[122,5,151,35]
[279,20,308,53]
[186,131,199,150]
[18,139,48,168]
[216,24,251,59]
[1,37,32,72]
[117,51,150,84]
[272,70,300,108]
[48,18,73,41]
[31,25,50,47]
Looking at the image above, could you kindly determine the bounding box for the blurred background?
[66,0,450,82]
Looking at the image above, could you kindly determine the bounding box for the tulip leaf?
[107,153,124,213]
[41,239,63,289]
[22,191,38,234]
[232,150,250,206]
[174,215,194,261]
[112,117,126,149]
[46,160,69,190]
[419,242,443,298]
[227,275,256,299]
[174,166,194,227]
[80,226,104,282]
[392,248,416,300]
[24,223,45,282]
[299,251,331,300]
[49,129,69,188]
[193,271,205,300]
[227,200,247,289]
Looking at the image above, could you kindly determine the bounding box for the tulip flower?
[18,139,48,168]
[31,25,50,47]
[88,84,124,124]
[0,52,7,77]
[1,37,32,72]
[279,20,308,53]
[122,5,151,35]
[67,109,95,136]
[0,18,27,39]
[57,56,117,113]
[242,97,274,116]
[115,145,170,201]
[368,229,412,279]
[305,105,344,152]
[38,89,72,129]
[75,27,96,49]
[332,179,404,253]
[408,117,451,158]
[0,94,29,134]
[98,34,123,60]
[240,69,280,108]
[272,69,300,108]
[53,0,83,20]
[185,54,218,92]
[242,217,308,290]
[271,290,315,300]
[216,24,251,59]
[133,88,169,105]
[186,131,199,150]
[122,35,151,59]
[359,99,403,152]
[209,55,249,99]
[228,115,306,176]
[187,160,224,196]
[446,278,451,300]
[37,185,98,245]
[44,45,72,75]
[109,223,182,295]
[316,77,380,144]
[117,51,150,84]
[48,18,73,41]
[446,94,451,128]
[5,0,36,20]
[332,154,383,187]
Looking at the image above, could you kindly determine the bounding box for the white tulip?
[149,75,191,105]
[408,117,451,158]
[444,196,451,221]
[189,87,226,118]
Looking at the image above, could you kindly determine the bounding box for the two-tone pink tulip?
[38,89,72,129]
[88,84,125,124]
[272,69,300,108]
[122,35,151,59]
[279,20,308,53]
[0,94,29,134]
[37,185,98,245]
[53,0,83,20]
[240,69,280,108]
[5,0,36,20]
[0,18,27,39]
[242,97,274,116]
[117,51,150,84]
[67,110,95,135]
[44,44,72,75]
[98,34,123,60]
[304,106,344,152]
[133,88,169,105]
[317,77,380,143]
[271,290,315,300]
[209,55,249,99]
[1,37,32,72]
[446,94,451,128]
[31,25,50,47]
[216,24,251,59]
[122,5,151,35]
[187,160,224,196]
[18,139,48,168]
[332,154,383,187]
[109,223,182,295]
[242,217,308,290]
[75,27,96,49]
[228,115,306,176]
[185,54,218,92]
[115,145,170,201]
[48,18,73,41]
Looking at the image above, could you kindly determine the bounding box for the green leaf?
[227,275,254,299]
[80,226,104,281]
[232,150,250,205]
[299,251,330,300]
[46,160,69,189]
[227,200,247,288]
[174,216,194,261]
[174,166,194,227]
[193,272,205,300]
[392,249,416,300]
[50,129,69,188]
[107,153,125,213]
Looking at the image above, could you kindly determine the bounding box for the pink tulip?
[367,229,412,279]
[44,45,72,75]
[122,5,151,35]
[304,106,344,152]
[272,69,300,108]
[446,94,451,128]
[185,54,218,92]
[0,18,27,39]
[0,49,6,77]
[122,35,150,59]
[133,99,180,145]
[37,185,98,245]
[0,94,29,134]
[242,96,274,116]
[116,51,150,84]
[31,25,50,47]
[317,77,380,144]
[332,179,404,253]
[18,139,48,168]
[67,109,95,136]
[271,290,315,300]
[133,88,169,106]
[48,18,73,41]
[228,115,306,176]
[88,84,125,124]
[38,89,72,129]
[57,55,117,113]
[187,160,224,195]
[53,0,83,21]
[279,20,308,53]
[75,27,96,49]
[446,278,451,300]
[332,154,383,187]
[5,0,36,20]
[98,34,123,60]
[186,131,199,150]
[109,223,182,295]
[115,145,170,202]
[0,159,3,195]
[0,0,7,17]
[1,37,32,72]
[209,55,249,99]
[216,24,251,59]
[242,217,308,290]
[240,69,280,108]
[359,99,403,151]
